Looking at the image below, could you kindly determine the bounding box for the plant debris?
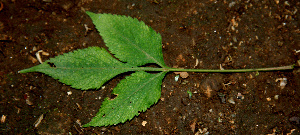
[174,72,189,78]
[34,114,44,128]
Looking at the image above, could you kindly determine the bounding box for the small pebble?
[275,78,287,89]
[67,91,72,95]
[237,93,244,100]
[174,75,179,82]
[142,121,147,126]
[1,115,6,123]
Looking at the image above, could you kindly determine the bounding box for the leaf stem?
[136,65,294,73]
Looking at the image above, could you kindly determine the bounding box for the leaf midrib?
[42,67,170,72]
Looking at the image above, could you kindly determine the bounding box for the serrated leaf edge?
[83,71,167,127]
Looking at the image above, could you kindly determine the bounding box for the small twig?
[34,114,44,128]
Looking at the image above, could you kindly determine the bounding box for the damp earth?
[1,0,300,134]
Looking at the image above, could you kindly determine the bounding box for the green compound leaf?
[20,12,170,127]
[86,12,167,68]
[19,47,135,90]
[83,71,167,127]
[19,11,296,128]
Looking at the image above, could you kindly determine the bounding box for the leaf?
[19,47,135,90]
[86,12,167,68]
[19,12,296,128]
[83,71,167,127]
[20,12,170,127]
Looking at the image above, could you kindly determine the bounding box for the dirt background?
[1,0,300,134]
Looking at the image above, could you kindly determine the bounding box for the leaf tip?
[18,68,33,73]
[82,123,91,127]
[85,11,95,17]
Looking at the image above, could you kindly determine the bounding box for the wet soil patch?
[1,0,299,134]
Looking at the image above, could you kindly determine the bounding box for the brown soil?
[1,0,299,134]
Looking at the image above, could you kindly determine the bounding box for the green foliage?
[19,11,295,127]
[20,47,135,90]
[20,12,170,127]
[86,12,167,67]
[84,71,166,127]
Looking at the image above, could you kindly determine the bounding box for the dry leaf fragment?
[204,86,212,98]
[174,72,189,78]
[190,121,196,132]
[176,54,185,62]
[28,55,38,63]
[180,72,189,78]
